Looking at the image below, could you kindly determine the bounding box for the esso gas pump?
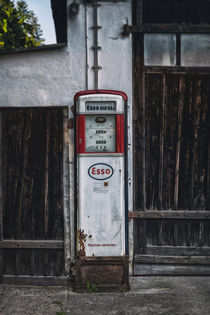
[74,90,129,292]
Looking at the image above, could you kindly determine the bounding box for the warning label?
[88,244,116,247]
[93,182,109,193]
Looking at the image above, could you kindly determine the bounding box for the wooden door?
[133,73,210,275]
[0,108,65,285]
[130,0,210,276]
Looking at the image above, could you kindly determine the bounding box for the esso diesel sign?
[88,163,114,180]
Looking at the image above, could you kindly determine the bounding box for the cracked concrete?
[0,277,210,315]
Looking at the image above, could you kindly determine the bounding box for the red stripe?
[74,89,127,101]
[77,115,85,153]
[116,115,124,153]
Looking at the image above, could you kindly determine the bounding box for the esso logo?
[88,163,114,180]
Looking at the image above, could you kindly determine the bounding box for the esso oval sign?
[88,163,114,180]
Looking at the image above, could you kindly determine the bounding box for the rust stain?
[70,105,74,114]
[67,118,74,129]
[77,229,87,256]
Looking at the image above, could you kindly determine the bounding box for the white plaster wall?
[0,48,73,107]
[68,0,132,101]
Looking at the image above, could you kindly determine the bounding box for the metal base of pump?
[74,256,129,293]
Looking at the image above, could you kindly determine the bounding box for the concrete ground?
[0,277,210,315]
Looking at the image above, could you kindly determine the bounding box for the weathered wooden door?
[133,72,210,275]
[130,0,210,275]
[0,108,66,285]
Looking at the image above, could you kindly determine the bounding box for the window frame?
[129,0,210,68]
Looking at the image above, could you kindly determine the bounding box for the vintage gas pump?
[74,90,129,292]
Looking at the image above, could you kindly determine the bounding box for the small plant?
[52,300,63,305]
[86,280,98,293]
[53,300,66,315]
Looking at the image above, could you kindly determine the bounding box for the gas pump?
[74,90,129,292]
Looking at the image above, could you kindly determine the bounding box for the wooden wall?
[143,0,210,24]
[132,0,210,276]
[135,74,210,211]
[0,108,65,284]
[133,73,210,275]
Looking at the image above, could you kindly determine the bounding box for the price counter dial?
[85,115,116,152]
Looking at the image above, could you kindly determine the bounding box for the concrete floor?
[0,277,210,315]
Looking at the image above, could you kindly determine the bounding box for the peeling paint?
[77,229,87,256]
[109,37,119,40]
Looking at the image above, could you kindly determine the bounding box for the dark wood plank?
[1,275,67,286]
[162,220,174,246]
[163,75,178,209]
[145,246,210,256]
[199,222,205,247]
[134,34,146,210]
[31,250,35,276]
[2,108,64,241]
[126,24,210,34]
[56,251,62,277]
[174,220,179,246]
[135,254,210,265]
[145,74,162,209]
[134,219,147,254]
[178,77,192,209]
[18,250,31,275]
[3,249,16,275]
[15,250,20,276]
[33,250,47,276]
[48,109,64,240]
[145,67,210,74]
[134,264,210,276]
[174,78,185,209]
[0,240,64,249]
[129,211,210,219]
[141,0,210,25]
[136,0,143,25]
[203,221,210,247]
[189,80,201,209]
[44,111,50,238]
[186,222,192,247]
[158,220,163,246]
[158,75,166,209]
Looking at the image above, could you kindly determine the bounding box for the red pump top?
[74,89,128,102]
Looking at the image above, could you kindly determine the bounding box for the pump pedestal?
[74,256,129,292]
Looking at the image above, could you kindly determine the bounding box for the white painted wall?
[0,0,133,271]
[0,48,72,107]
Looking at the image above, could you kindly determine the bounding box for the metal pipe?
[92,2,102,89]
[85,3,89,90]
